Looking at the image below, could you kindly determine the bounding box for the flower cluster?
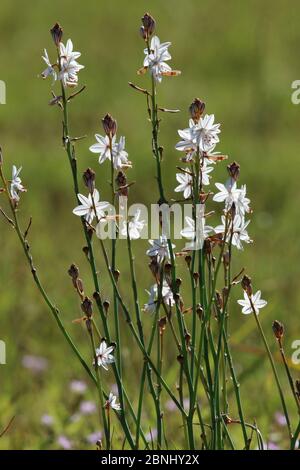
[41,24,83,87]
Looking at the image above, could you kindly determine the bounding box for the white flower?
[146,235,175,263]
[105,392,121,411]
[58,39,84,87]
[181,215,213,250]
[237,290,267,315]
[94,340,115,371]
[112,136,131,170]
[89,135,130,169]
[41,49,57,81]
[73,189,109,224]
[236,184,251,216]
[175,165,213,199]
[10,165,26,201]
[175,172,193,199]
[143,36,172,83]
[121,209,146,240]
[213,180,251,216]
[176,115,221,156]
[214,214,252,250]
[213,180,240,209]
[89,134,114,164]
[144,282,175,314]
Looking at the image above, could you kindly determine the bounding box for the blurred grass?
[0,0,300,449]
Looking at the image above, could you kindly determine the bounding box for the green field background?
[0,0,300,449]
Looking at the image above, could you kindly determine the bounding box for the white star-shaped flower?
[146,235,175,263]
[10,165,26,201]
[214,214,252,250]
[73,189,109,224]
[144,282,175,314]
[181,215,213,250]
[237,290,267,315]
[58,39,84,88]
[94,340,115,370]
[143,36,172,83]
[41,49,57,81]
[105,392,121,411]
[120,209,146,240]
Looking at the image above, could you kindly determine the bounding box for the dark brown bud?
[116,171,128,197]
[113,270,120,283]
[185,332,191,349]
[176,278,182,290]
[141,13,156,39]
[227,161,240,181]
[139,26,147,41]
[83,168,95,193]
[177,354,184,365]
[50,23,63,46]
[77,278,84,294]
[189,98,205,123]
[158,316,167,335]
[102,114,117,138]
[185,255,192,268]
[196,304,203,319]
[215,291,223,310]
[81,297,93,318]
[149,258,160,279]
[272,320,284,340]
[93,291,101,302]
[68,264,79,280]
[193,272,199,286]
[83,246,89,257]
[241,275,252,296]
[103,300,110,315]
[85,318,92,335]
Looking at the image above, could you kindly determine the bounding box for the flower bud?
[189,98,205,123]
[103,300,110,315]
[116,171,128,197]
[193,272,199,286]
[196,304,203,319]
[83,168,95,193]
[141,13,156,39]
[241,275,252,296]
[227,161,240,181]
[113,269,120,283]
[158,316,167,335]
[185,255,192,268]
[50,23,63,46]
[81,297,93,318]
[272,320,284,340]
[102,114,117,138]
[68,264,79,280]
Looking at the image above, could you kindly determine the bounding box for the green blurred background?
[0,0,300,449]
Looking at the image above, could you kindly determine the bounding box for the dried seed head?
[189,98,205,123]
[83,168,96,193]
[241,275,252,296]
[272,320,284,340]
[68,264,79,280]
[227,161,240,181]
[81,297,93,318]
[141,13,156,40]
[102,114,117,138]
[50,23,63,46]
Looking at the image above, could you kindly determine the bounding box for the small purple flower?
[70,379,87,394]
[22,354,48,373]
[165,400,176,411]
[41,414,54,427]
[267,441,280,450]
[86,431,102,444]
[79,400,97,415]
[274,412,286,427]
[57,435,72,450]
